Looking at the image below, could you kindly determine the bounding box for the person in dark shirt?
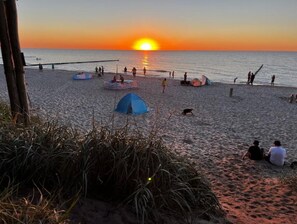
[242,140,264,160]
[250,73,255,85]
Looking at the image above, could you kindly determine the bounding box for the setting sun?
[133,38,159,51]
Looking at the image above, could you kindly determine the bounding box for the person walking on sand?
[242,140,264,160]
[162,78,167,93]
[132,67,137,77]
[265,140,286,166]
[271,75,275,86]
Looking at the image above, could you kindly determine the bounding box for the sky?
[16,0,297,51]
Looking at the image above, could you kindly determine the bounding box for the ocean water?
[7,49,297,87]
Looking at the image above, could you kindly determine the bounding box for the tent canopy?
[115,93,148,115]
[201,75,211,85]
[72,73,93,80]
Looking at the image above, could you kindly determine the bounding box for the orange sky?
[17,0,297,51]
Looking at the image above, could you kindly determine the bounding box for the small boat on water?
[72,73,93,80]
[104,80,138,90]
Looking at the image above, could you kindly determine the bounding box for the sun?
[133,38,159,51]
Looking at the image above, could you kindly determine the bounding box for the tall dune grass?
[0,102,224,223]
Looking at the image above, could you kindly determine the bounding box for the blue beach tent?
[115,93,148,115]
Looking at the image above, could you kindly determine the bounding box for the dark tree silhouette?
[0,0,30,124]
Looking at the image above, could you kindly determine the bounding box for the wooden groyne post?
[229,88,233,97]
[26,59,119,67]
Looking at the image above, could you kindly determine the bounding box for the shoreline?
[13,64,297,88]
[1,66,297,223]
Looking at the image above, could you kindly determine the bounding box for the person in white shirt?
[265,140,286,166]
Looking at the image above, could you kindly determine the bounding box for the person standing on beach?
[247,71,251,84]
[143,67,146,76]
[101,66,104,76]
[124,67,127,73]
[250,72,255,85]
[132,67,137,77]
[184,72,187,82]
[242,140,264,160]
[162,78,167,93]
[271,75,275,86]
[172,71,175,79]
[265,140,286,166]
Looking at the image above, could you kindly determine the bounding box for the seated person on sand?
[264,140,286,166]
[242,140,264,160]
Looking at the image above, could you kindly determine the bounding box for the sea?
[4,49,297,87]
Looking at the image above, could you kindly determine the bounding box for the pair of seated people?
[242,140,287,166]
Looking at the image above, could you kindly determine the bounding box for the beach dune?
[1,66,297,223]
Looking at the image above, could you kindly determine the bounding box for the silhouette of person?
[124,67,127,73]
[184,72,187,82]
[271,75,275,86]
[250,73,255,85]
[247,71,251,84]
[143,67,146,76]
[242,140,264,160]
[132,67,137,77]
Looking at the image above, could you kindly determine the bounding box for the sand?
[1,66,297,223]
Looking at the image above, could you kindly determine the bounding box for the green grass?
[0,101,225,223]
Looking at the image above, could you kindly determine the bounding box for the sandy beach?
[1,66,297,223]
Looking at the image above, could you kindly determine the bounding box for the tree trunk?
[5,0,30,124]
[0,0,21,118]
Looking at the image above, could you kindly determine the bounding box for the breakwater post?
[229,88,233,97]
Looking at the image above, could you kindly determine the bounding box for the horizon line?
[21,48,297,53]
